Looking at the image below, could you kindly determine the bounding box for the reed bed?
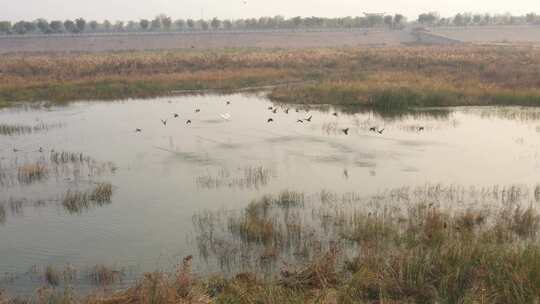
[44,266,61,287]
[0,204,5,225]
[10,185,540,303]
[88,265,124,287]
[17,162,48,184]
[196,166,274,190]
[3,46,540,110]
[62,183,114,214]
[0,122,62,136]
[1,151,116,188]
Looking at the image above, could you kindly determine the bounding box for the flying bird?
[333,112,338,117]
[195,109,201,113]
[418,126,425,131]
[268,106,273,110]
[186,120,192,124]
[272,108,278,114]
[369,127,377,132]
[160,119,168,126]
[305,115,313,122]
[173,113,179,118]
[284,108,289,114]
[267,118,274,123]
[297,119,304,123]
[135,128,142,133]
[342,128,349,135]
[226,101,231,105]
[377,128,385,134]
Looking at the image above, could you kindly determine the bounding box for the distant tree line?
[1,12,539,35]
[417,11,540,26]
[0,14,407,35]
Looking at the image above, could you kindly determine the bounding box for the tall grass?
[4,185,540,303]
[17,163,48,184]
[3,46,540,109]
[62,183,113,214]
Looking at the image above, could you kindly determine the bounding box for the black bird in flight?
[226,101,231,105]
[297,119,304,123]
[195,109,201,113]
[272,108,278,114]
[418,126,425,131]
[186,120,192,124]
[160,119,168,126]
[305,115,313,122]
[369,127,377,132]
[377,128,385,134]
[333,112,338,117]
[267,118,274,123]
[342,128,349,135]
[284,108,289,114]
[135,128,142,133]
[173,113,179,118]
[295,109,300,113]
[268,106,273,110]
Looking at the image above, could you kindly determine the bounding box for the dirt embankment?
[432,25,540,43]
[0,30,414,54]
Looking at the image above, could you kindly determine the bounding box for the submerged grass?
[3,46,540,111]
[17,163,48,184]
[62,183,113,214]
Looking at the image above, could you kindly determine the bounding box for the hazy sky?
[1,0,539,21]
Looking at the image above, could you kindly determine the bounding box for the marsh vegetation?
[3,46,540,112]
[4,185,539,303]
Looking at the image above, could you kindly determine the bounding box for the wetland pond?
[1,93,540,294]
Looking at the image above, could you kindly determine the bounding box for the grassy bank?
[2,46,540,109]
[4,186,540,303]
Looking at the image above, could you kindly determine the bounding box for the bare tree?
[0,21,11,34]
[175,19,185,31]
[64,20,78,33]
[36,19,52,34]
[49,20,63,33]
[211,17,221,30]
[187,19,195,30]
[139,19,149,31]
[89,20,99,31]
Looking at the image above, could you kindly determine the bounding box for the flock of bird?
[133,100,426,136]
[9,100,426,154]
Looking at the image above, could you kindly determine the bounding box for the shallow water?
[1,93,540,294]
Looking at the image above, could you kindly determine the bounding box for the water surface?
[1,94,540,293]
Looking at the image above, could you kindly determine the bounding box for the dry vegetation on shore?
[3,185,540,303]
[2,46,540,109]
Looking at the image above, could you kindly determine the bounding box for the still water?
[1,93,540,293]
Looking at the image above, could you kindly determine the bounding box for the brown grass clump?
[44,266,61,287]
[17,163,47,184]
[62,183,114,214]
[89,183,113,203]
[99,256,210,304]
[280,249,340,290]
[88,265,123,287]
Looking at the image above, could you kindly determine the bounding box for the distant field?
[433,25,540,43]
[0,29,414,54]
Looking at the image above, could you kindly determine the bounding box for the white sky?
[1,0,539,22]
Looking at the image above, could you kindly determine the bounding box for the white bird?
[220,113,231,121]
